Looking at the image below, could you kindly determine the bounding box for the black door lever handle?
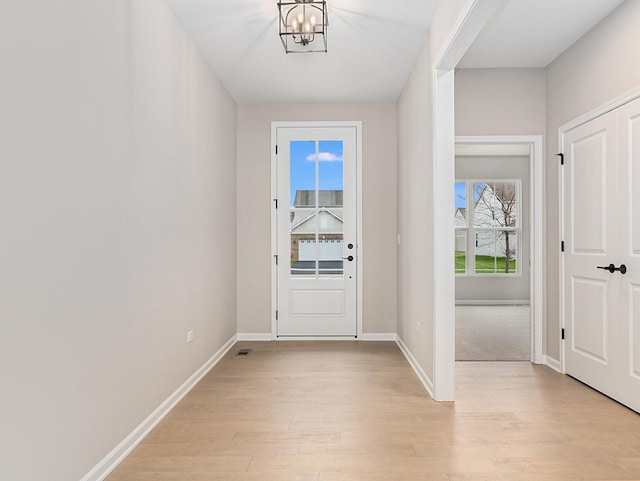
[597,263,615,273]
[597,263,627,274]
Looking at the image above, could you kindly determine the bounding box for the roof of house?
[477,182,515,205]
[291,209,344,232]
[294,190,343,207]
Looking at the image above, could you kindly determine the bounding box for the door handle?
[342,255,354,262]
[597,263,627,274]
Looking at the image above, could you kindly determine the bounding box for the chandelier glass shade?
[277,0,328,53]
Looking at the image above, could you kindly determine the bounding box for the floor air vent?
[236,349,252,356]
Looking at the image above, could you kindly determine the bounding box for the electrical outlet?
[397,234,401,246]
[416,321,421,333]
[187,330,194,343]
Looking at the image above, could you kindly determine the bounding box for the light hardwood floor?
[106,341,640,481]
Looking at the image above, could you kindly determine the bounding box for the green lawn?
[455,251,516,274]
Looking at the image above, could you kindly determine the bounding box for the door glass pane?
[455,230,467,274]
[455,182,467,275]
[290,140,317,276]
[289,140,345,278]
[318,140,344,278]
[455,182,467,227]
[473,182,518,228]
[502,231,517,274]
[475,230,518,274]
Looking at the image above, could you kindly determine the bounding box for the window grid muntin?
[455,179,521,277]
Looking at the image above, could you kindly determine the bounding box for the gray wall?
[455,68,546,136]
[236,103,397,336]
[396,0,474,393]
[397,35,435,380]
[0,2,237,480]
[455,156,531,303]
[545,0,640,363]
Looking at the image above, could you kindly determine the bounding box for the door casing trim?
[271,121,363,339]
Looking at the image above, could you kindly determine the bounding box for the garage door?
[298,239,344,261]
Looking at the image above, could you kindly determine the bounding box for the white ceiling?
[164,0,626,104]
[164,0,438,104]
[459,0,626,68]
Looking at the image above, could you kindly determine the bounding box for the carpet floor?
[456,305,530,361]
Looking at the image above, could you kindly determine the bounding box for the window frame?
[455,179,522,277]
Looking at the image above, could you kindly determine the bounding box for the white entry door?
[274,125,358,337]
[562,96,640,412]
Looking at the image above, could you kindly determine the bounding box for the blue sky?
[456,182,485,211]
[289,146,475,213]
[455,182,466,210]
[290,140,343,206]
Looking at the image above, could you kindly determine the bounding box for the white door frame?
[271,121,363,339]
[558,85,640,373]
[455,136,545,364]
[432,0,511,401]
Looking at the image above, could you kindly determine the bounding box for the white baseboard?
[395,335,435,399]
[544,355,562,373]
[455,300,530,306]
[237,333,397,341]
[237,333,274,341]
[81,335,238,481]
[276,336,357,341]
[359,333,397,341]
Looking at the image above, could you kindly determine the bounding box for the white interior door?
[563,111,619,398]
[617,97,640,412]
[563,97,640,413]
[275,126,357,337]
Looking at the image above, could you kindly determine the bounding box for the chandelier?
[277,0,328,53]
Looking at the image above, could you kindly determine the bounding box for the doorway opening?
[454,138,543,363]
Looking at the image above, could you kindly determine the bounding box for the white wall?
[397,39,435,380]
[0,2,237,480]
[546,0,640,362]
[236,103,397,336]
[455,68,546,136]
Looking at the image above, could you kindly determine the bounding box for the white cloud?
[306,152,343,162]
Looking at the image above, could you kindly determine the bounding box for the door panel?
[571,132,607,254]
[571,277,608,363]
[290,290,344,315]
[629,285,640,378]
[276,126,357,337]
[563,111,618,398]
[617,97,640,412]
[630,107,640,256]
